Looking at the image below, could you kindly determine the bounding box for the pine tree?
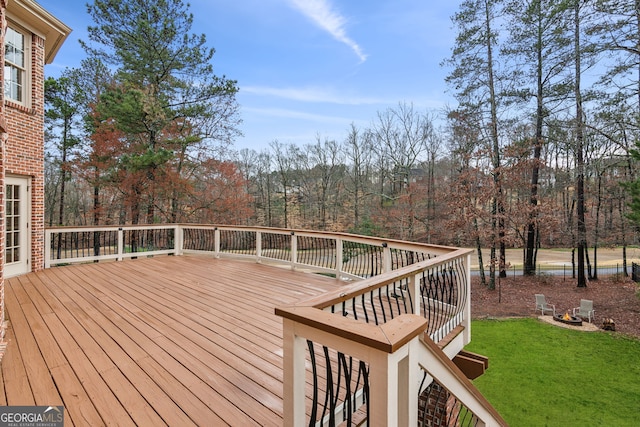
[502,0,573,275]
[82,0,240,223]
[445,0,507,288]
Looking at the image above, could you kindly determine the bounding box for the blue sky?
[38,0,460,151]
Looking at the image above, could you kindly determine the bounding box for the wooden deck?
[0,255,344,426]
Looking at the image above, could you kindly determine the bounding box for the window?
[5,183,21,264]
[4,26,26,103]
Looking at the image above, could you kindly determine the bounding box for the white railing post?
[383,243,392,273]
[368,349,392,425]
[408,272,419,316]
[44,229,52,268]
[282,318,306,427]
[214,228,220,258]
[336,238,343,280]
[175,225,183,256]
[290,232,297,271]
[363,335,422,426]
[401,337,421,427]
[463,253,472,344]
[256,231,262,263]
[407,338,420,426]
[117,228,124,261]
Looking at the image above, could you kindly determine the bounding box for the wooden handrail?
[45,223,463,255]
[275,306,427,353]
[295,248,472,309]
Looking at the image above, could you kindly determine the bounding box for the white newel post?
[44,230,51,268]
[117,228,124,261]
[368,336,420,426]
[278,310,428,427]
[214,228,220,258]
[256,231,262,262]
[175,225,183,256]
[367,349,392,425]
[463,253,472,344]
[336,238,343,279]
[407,337,421,426]
[282,318,307,427]
[382,243,391,273]
[290,232,297,271]
[408,272,419,316]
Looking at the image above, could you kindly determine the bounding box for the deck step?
[453,350,489,380]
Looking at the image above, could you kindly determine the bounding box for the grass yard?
[465,318,640,426]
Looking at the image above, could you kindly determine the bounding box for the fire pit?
[553,312,583,326]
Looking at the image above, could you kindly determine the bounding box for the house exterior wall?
[0,0,70,350]
[4,32,46,274]
[0,0,8,351]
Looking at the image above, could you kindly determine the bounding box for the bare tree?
[306,135,344,230]
[369,102,437,239]
[270,140,298,228]
[343,124,373,230]
[255,150,275,227]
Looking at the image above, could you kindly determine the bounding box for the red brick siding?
[0,0,7,347]
[418,381,458,426]
[0,1,49,351]
[0,135,4,345]
[3,31,46,274]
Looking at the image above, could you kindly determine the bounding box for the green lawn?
[465,318,640,426]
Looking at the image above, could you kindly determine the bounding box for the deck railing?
[45,225,177,266]
[45,224,467,342]
[46,224,455,276]
[44,224,505,426]
[275,249,506,426]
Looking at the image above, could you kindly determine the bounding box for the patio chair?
[535,294,555,316]
[573,299,595,323]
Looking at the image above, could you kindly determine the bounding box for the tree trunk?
[620,197,629,276]
[55,125,70,260]
[525,0,546,276]
[474,218,486,287]
[592,171,604,281]
[266,175,272,227]
[93,177,101,258]
[575,0,587,288]
[484,0,505,283]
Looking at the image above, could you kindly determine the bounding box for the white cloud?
[287,0,367,62]
[243,106,354,124]
[243,85,381,105]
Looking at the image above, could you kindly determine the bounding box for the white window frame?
[5,175,31,278]
[4,22,31,106]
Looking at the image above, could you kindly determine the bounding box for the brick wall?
[418,381,456,426]
[4,32,46,274]
[0,7,47,349]
[0,0,7,351]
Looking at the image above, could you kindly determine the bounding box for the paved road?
[469,247,640,269]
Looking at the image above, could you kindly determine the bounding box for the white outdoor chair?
[573,299,595,323]
[535,294,555,316]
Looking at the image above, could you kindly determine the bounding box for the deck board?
[1,256,344,426]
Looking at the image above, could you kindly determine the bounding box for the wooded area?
[45,1,640,287]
